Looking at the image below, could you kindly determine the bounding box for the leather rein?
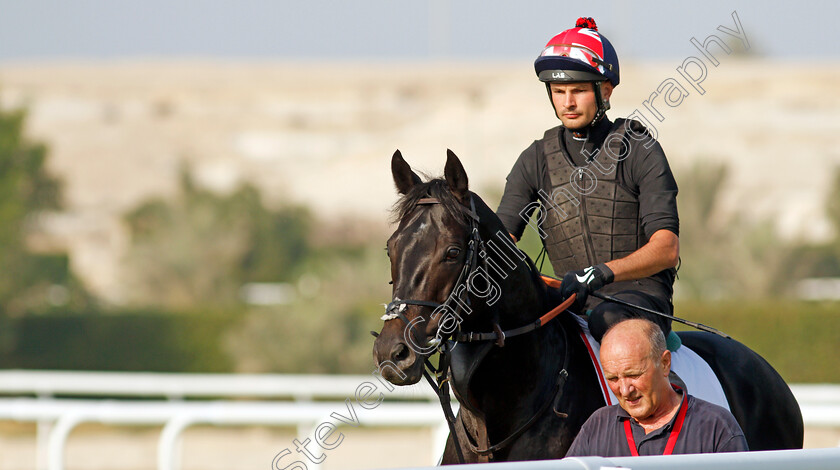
[377,195,577,462]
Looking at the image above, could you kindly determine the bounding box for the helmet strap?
[545,83,557,117]
[590,81,610,126]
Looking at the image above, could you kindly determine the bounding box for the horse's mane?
[391,178,473,225]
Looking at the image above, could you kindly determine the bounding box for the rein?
[380,195,578,462]
[454,294,575,343]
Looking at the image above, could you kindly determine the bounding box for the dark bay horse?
[372,150,803,463]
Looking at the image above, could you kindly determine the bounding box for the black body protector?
[540,119,643,279]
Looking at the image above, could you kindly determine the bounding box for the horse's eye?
[446,247,461,259]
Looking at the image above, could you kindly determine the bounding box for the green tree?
[0,106,88,315]
[226,243,390,373]
[827,167,840,230]
[783,166,840,283]
[122,167,312,308]
[675,161,789,299]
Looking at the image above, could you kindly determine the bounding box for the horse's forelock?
[390,178,472,226]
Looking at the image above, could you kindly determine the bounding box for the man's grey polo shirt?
[566,393,748,457]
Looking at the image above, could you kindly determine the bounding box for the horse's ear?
[444,149,469,203]
[391,150,422,195]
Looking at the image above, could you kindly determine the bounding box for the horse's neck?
[459,208,606,439]
[467,224,549,330]
[466,316,565,415]
[463,220,557,388]
[462,313,606,454]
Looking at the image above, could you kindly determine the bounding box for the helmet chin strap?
[589,81,610,126]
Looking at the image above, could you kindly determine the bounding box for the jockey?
[495,17,680,342]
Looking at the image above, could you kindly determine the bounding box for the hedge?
[0,310,239,373]
[673,300,840,383]
[0,301,836,382]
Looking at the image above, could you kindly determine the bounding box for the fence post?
[47,413,86,470]
[158,415,195,470]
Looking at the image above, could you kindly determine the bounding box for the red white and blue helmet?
[534,17,620,87]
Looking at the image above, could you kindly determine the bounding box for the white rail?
[0,398,451,470]
[399,448,840,470]
[0,371,451,470]
[0,371,836,470]
[0,369,439,400]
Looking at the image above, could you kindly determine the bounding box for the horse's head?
[373,149,479,385]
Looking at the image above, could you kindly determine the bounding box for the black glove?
[561,264,615,311]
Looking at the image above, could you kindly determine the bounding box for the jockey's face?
[549,81,612,129]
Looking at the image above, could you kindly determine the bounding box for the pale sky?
[0,0,837,62]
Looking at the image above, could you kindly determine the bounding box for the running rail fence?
[0,371,837,470]
[400,448,840,470]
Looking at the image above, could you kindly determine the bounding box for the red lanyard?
[623,393,688,456]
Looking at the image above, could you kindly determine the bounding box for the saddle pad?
[572,315,731,411]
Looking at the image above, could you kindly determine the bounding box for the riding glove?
[561,264,615,311]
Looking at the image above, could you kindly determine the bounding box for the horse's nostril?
[392,343,410,362]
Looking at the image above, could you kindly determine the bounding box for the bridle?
[375,194,578,463]
[381,196,481,349]
[378,195,482,464]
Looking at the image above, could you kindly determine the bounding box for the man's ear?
[601,81,614,101]
[661,350,671,376]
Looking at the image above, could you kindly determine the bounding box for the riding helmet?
[534,17,620,87]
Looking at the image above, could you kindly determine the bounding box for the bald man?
[566,319,747,457]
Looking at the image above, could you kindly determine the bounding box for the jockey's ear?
[392,150,422,195]
[601,81,614,101]
[444,149,469,204]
